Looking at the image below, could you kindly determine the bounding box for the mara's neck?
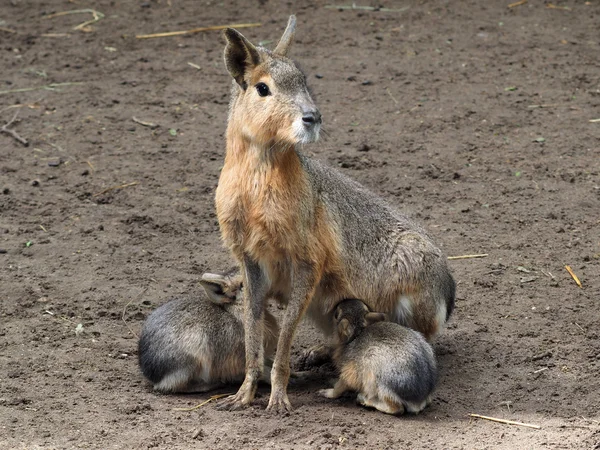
[224,124,299,170]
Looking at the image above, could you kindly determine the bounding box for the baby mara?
[138,270,279,393]
[320,299,437,415]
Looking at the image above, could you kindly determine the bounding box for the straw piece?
[173,393,232,411]
[469,413,541,429]
[448,254,488,260]
[564,265,582,288]
[92,181,138,197]
[508,0,527,8]
[136,23,261,39]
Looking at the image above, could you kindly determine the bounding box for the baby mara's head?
[332,299,387,344]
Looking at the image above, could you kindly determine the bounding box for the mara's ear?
[223,28,260,89]
[273,15,296,56]
[200,273,234,305]
[365,312,387,325]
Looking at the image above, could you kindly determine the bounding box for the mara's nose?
[302,110,322,126]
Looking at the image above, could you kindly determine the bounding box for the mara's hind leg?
[298,343,332,369]
[261,361,310,385]
[154,370,219,394]
[176,379,222,394]
[402,399,429,414]
[356,393,405,415]
[318,378,350,399]
[413,267,456,341]
[401,288,447,341]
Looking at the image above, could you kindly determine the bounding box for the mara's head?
[223,16,321,147]
[332,299,387,344]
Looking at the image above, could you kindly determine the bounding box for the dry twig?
[528,104,561,109]
[0,82,83,96]
[121,288,148,339]
[589,118,600,123]
[541,269,556,280]
[386,88,399,105]
[530,350,552,361]
[564,265,582,288]
[136,22,262,39]
[325,4,409,12]
[546,3,571,10]
[173,393,232,411]
[0,26,17,34]
[41,33,71,38]
[469,413,541,429]
[132,116,159,129]
[1,112,29,146]
[93,181,139,197]
[43,9,105,31]
[508,0,527,8]
[448,254,488,260]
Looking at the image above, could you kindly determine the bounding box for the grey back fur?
[302,155,455,338]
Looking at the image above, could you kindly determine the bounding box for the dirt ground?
[1,0,599,448]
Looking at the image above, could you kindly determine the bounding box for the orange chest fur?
[215,151,309,260]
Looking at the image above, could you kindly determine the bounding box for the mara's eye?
[255,82,271,97]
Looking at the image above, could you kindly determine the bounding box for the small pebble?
[31,180,40,187]
[192,428,204,439]
[315,74,323,79]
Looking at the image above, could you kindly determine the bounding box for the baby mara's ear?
[337,318,355,343]
[223,28,260,89]
[365,312,387,325]
[200,273,235,305]
[333,305,343,322]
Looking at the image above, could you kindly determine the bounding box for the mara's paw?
[298,344,331,369]
[216,386,255,411]
[266,390,293,413]
[318,388,337,399]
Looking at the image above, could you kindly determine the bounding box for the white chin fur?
[294,119,320,144]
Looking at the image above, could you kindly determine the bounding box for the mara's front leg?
[267,263,318,413]
[218,256,268,410]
